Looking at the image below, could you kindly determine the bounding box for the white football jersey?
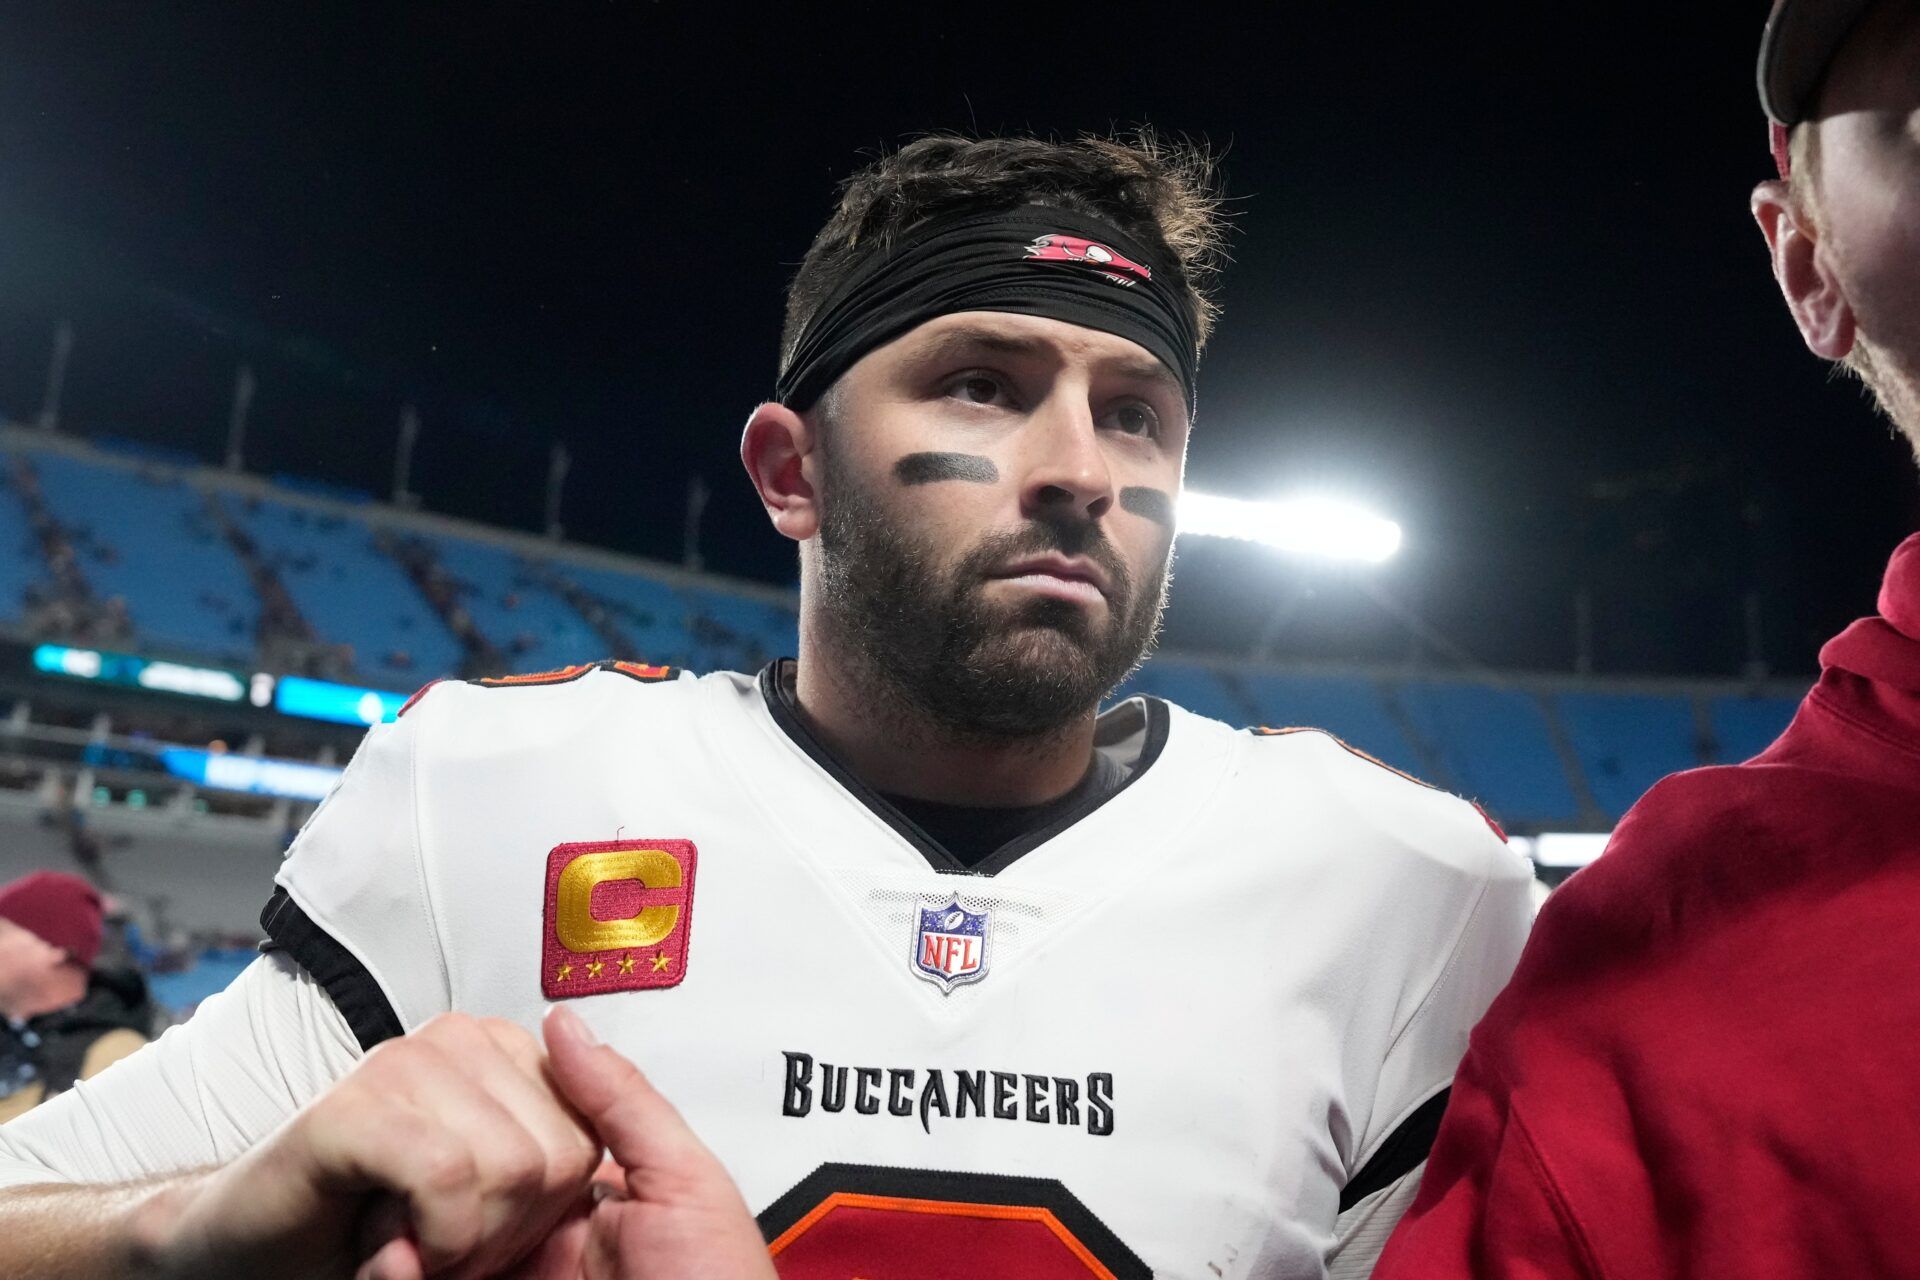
[267,661,1533,1280]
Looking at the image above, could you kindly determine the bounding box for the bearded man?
[0,134,1531,1280]
[1374,3,1920,1276]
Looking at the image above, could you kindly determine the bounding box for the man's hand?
[141,1012,602,1280]
[506,1006,777,1280]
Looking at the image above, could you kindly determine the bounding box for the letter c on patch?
[555,848,685,951]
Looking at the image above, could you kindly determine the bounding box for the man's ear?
[1752,178,1856,361]
[740,401,819,543]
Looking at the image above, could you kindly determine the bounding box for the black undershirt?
[766,659,1130,870]
[881,749,1127,869]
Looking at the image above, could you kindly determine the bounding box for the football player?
[0,134,1533,1280]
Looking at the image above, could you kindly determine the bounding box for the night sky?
[1,2,1914,679]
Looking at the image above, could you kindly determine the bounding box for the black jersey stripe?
[1339,1087,1450,1213]
[259,887,405,1052]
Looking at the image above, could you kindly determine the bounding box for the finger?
[400,1035,582,1279]
[309,1101,485,1270]
[543,1005,705,1181]
[355,1234,425,1280]
[354,1193,412,1275]
[494,1202,593,1280]
[472,1017,603,1188]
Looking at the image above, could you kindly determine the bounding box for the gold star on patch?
[617,954,636,975]
[585,961,604,979]
[555,963,574,982]
[651,954,672,973]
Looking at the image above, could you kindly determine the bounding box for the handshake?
[138,1007,775,1280]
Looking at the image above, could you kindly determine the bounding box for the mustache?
[954,517,1133,599]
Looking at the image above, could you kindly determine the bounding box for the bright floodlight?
[1177,491,1403,563]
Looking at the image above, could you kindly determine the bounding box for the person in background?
[1374,2,1920,1275]
[0,871,152,1123]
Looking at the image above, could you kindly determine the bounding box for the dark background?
[1,1,1912,678]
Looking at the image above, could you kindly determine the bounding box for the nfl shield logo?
[911,897,990,993]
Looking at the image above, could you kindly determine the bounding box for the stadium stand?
[30,454,258,665]
[1555,691,1705,822]
[1237,671,1427,779]
[1395,681,1584,827]
[1111,660,1249,725]
[0,467,48,626]
[1709,693,1801,764]
[224,493,466,682]
[429,537,608,674]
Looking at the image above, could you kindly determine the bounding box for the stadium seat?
[1239,672,1427,780]
[1710,694,1801,764]
[558,563,698,667]
[1111,660,1248,726]
[1394,681,1581,826]
[678,586,799,673]
[228,497,464,680]
[1555,691,1701,821]
[431,537,608,673]
[0,471,48,625]
[31,456,258,661]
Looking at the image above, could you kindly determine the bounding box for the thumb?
[542,1004,706,1185]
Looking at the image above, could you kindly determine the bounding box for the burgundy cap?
[0,872,103,967]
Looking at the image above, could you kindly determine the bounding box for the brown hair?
[779,131,1229,379]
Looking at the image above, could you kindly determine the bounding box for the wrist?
[122,1172,214,1280]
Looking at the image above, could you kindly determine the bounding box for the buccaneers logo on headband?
[1023,233,1152,288]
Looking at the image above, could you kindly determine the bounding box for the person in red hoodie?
[1372,2,1920,1276]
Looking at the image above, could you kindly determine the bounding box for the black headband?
[775,203,1200,413]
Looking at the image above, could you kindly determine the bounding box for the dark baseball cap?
[1758,0,1878,125]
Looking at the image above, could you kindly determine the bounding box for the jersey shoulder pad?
[1247,724,1512,851]
[399,659,682,716]
[1248,724,1441,794]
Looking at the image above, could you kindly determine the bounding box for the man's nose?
[1017,395,1115,523]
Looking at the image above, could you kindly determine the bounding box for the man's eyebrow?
[905,326,1051,365]
[1108,357,1184,399]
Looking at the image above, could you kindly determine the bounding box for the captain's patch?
[542,839,698,998]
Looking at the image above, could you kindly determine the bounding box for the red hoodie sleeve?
[1371,1040,1603,1280]
[1372,765,1779,1280]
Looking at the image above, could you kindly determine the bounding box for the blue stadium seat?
[431,538,607,673]
[1555,692,1701,821]
[0,472,48,625]
[1110,660,1247,725]
[230,498,463,680]
[678,586,798,673]
[1394,682,1580,826]
[32,456,257,661]
[560,564,698,667]
[1239,673,1427,779]
[1710,694,1801,764]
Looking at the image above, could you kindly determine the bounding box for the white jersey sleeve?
[1250,728,1534,1262]
[1357,774,1532,1170]
[263,685,451,1045]
[0,952,360,1189]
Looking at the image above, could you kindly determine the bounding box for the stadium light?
[1177,491,1403,564]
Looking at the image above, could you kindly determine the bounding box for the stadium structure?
[0,424,1807,1011]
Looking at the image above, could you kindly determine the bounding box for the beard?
[812,450,1172,741]
[1852,328,1920,466]
[1827,233,1920,463]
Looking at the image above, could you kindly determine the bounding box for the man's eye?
[1109,402,1160,438]
[944,373,1009,406]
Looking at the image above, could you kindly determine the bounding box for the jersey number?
[758,1164,1149,1280]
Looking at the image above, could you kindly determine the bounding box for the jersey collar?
[754,660,1170,876]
